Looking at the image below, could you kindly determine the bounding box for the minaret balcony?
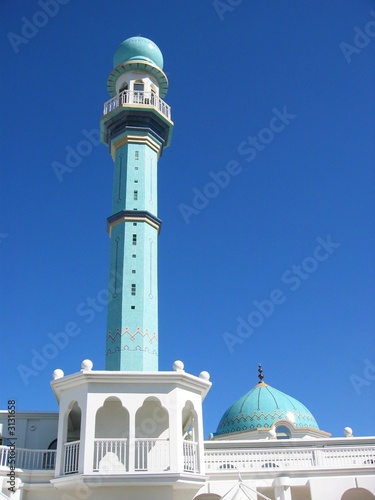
[103,89,172,121]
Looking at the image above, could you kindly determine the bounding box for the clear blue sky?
[1,0,374,439]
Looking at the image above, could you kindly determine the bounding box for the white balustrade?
[316,446,375,467]
[93,438,127,472]
[0,445,56,470]
[103,90,172,120]
[205,445,375,472]
[16,448,56,470]
[1,442,372,475]
[0,446,9,467]
[183,440,199,473]
[64,441,80,474]
[135,438,169,471]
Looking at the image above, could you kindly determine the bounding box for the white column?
[54,396,69,477]
[169,391,183,473]
[128,407,136,473]
[195,398,205,475]
[274,477,292,500]
[81,393,97,474]
[78,398,87,474]
[275,486,292,500]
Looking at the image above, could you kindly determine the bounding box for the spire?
[258,364,264,383]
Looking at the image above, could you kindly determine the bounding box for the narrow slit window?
[134,190,138,201]
[132,234,137,245]
[135,151,139,160]
[131,284,136,296]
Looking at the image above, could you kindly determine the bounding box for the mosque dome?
[113,36,164,69]
[215,372,319,436]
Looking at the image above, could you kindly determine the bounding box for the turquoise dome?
[215,382,319,436]
[113,36,163,69]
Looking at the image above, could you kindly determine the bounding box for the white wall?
[0,412,58,450]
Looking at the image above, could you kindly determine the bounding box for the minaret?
[51,39,210,492]
[100,37,173,371]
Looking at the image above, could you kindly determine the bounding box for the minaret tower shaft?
[100,37,173,371]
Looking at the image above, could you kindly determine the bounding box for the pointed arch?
[62,401,82,474]
[65,400,82,442]
[95,397,129,439]
[135,397,169,439]
[182,400,198,439]
[93,397,129,472]
[135,398,169,471]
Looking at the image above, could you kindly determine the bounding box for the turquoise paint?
[105,141,160,371]
[102,37,173,371]
[106,217,159,371]
[111,141,159,215]
[215,383,319,435]
[106,36,169,98]
[113,36,164,69]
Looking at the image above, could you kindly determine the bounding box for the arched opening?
[133,79,144,103]
[119,81,128,104]
[133,79,144,91]
[42,438,57,470]
[48,439,58,449]
[119,82,128,92]
[218,463,235,469]
[150,84,157,105]
[63,401,82,474]
[261,462,279,469]
[135,398,169,471]
[276,424,291,440]
[341,488,375,500]
[94,397,129,472]
[66,401,81,442]
[182,401,199,473]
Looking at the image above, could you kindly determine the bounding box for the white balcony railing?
[1,443,373,475]
[0,446,9,467]
[135,438,169,471]
[0,446,56,470]
[183,440,199,473]
[64,441,80,475]
[103,89,171,120]
[205,445,375,472]
[93,438,127,472]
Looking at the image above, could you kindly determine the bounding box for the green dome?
[215,382,319,436]
[113,36,164,69]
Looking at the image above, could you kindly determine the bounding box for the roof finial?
[258,364,264,383]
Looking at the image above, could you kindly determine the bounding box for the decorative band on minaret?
[100,37,173,371]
